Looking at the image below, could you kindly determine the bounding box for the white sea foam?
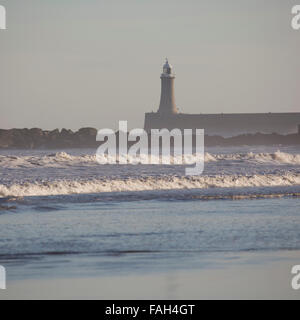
[1,151,300,168]
[1,173,300,197]
[212,151,300,164]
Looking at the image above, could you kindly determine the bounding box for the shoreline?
[1,128,299,149]
[1,250,299,300]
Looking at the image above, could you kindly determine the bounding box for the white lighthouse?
[158,59,178,115]
[144,60,300,136]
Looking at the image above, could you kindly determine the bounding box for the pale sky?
[0,0,299,130]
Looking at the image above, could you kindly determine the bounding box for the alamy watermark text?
[0,5,6,30]
[292,5,300,30]
[0,265,6,290]
[96,121,205,176]
[291,265,300,290]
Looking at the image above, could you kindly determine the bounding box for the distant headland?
[0,127,299,149]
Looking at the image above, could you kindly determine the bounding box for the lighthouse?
[144,60,300,136]
[158,59,178,115]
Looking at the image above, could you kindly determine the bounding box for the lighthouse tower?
[158,59,178,115]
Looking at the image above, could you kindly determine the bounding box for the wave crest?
[1,173,300,197]
[1,151,300,168]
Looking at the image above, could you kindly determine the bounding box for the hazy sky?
[0,0,299,130]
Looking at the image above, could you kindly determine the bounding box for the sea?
[0,145,300,298]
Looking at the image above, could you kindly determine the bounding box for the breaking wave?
[1,151,300,168]
[1,173,300,197]
[212,151,300,164]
